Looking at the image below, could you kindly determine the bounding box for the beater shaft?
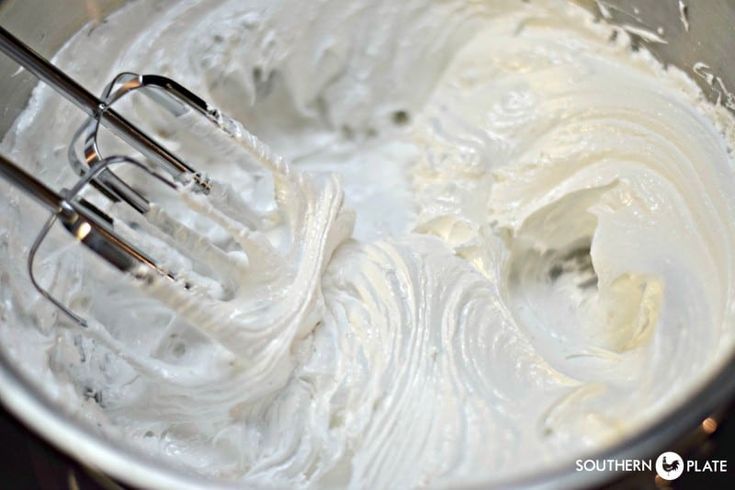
[0,26,214,216]
[0,152,173,313]
[0,26,195,181]
[0,151,65,214]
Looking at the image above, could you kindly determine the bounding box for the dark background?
[0,403,731,490]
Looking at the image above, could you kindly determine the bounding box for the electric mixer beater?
[0,25,296,329]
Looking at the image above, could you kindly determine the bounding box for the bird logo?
[662,457,680,473]
[656,451,684,480]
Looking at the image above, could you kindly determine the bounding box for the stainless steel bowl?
[0,1,733,488]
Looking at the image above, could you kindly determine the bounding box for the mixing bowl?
[0,0,734,488]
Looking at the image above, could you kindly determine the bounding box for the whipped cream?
[2,0,735,488]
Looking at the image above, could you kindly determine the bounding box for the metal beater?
[0,26,281,327]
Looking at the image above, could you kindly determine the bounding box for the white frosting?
[2,0,735,488]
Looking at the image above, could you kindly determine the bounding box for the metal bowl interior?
[0,0,734,488]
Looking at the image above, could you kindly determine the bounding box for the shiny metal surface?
[576,0,735,112]
[0,26,210,210]
[0,1,733,489]
[0,0,125,136]
[0,152,178,326]
[68,69,216,207]
[0,151,66,213]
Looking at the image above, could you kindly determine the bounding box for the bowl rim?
[1,339,734,490]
